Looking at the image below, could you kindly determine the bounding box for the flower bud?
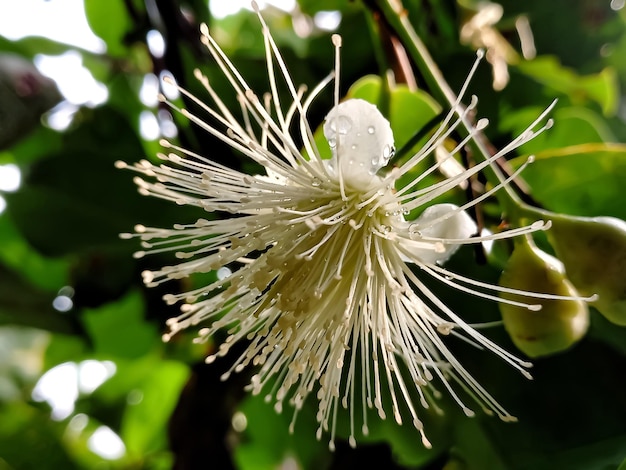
[499,237,589,358]
[547,215,626,326]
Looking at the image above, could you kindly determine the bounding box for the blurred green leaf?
[0,35,75,59]
[517,57,618,115]
[43,333,88,371]
[121,360,188,456]
[358,408,450,468]
[235,391,329,470]
[500,106,615,156]
[473,339,626,470]
[296,0,353,14]
[0,215,69,291]
[82,290,158,359]
[234,394,291,470]
[0,402,79,469]
[0,125,63,165]
[5,106,195,257]
[448,417,508,470]
[6,182,131,256]
[84,0,131,56]
[510,143,626,219]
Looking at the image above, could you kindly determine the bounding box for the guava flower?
[119,4,563,449]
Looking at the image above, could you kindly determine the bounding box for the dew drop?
[330,115,352,135]
[351,144,357,150]
[328,138,336,148]
[311,178,322,187]
[382,144,395,162]
[371,157,379,166]
[367,126,375,134]
[408,224,423,239]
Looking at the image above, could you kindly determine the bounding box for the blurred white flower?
[460,1,536,91]
[120,3,559,449]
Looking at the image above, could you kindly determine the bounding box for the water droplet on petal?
[409,224,422,239]
[382,144,395,162]
[367,126,375,134]
[371,157,379,166]
[332,115,352,135]
[328,137,336,148]
[311,178,321,187]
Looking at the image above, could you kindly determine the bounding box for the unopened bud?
[547,215,626,326]
[499,237,589,358]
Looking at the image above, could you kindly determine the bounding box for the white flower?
[118,4,561,450]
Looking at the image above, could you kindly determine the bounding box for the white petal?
[402,203,477,264]
[323,99,394,190]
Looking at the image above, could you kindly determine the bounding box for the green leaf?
[121,360,189,456]
[516,57,619,115]
[500,106,615,156]
[0,402,79,469]
[296,0,354,14]
[234,391,329,470]
[0,215,69,291]
[448,417,508,470]
[5,106,194,257]
[43,333,88,371]
[473,338,626,470]
[84,0,131,56]
[6,183,132,256]
[0,125,63,165]
[510,143,626,219]
[82,290,158,359]
[0,35,75,58]
[358,410,450,468]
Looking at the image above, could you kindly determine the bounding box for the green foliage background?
[1,0,626,469]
